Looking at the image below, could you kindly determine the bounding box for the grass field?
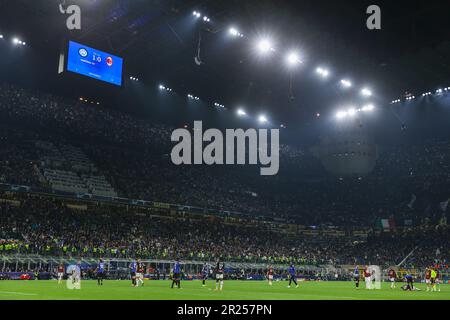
[0,280,448,300]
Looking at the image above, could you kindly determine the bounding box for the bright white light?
[193,11,201,18]
[203,16,210,22]
[12,38,19,45]
[316,67,329,78]
[237,109,247,116]
[0,35,3,39]
[286,51,302,67]
[361,88,372,97]
[436,89,443,94]
[340,79,352,88]
[229,28,238,36]
[258,115,268,123]
[347,108,357,117]
[257,39,274,54]
[336,111,348,119]
[361,104,375,112]
[159,84,165,90]
[22,42,26,46]
[229,27,243,38]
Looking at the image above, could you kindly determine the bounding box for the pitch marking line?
[0,291,38,296]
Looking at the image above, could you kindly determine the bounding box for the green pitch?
[0,280,448,300]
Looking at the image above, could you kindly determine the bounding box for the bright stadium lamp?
[316,67,329,78]
[340,79,352,88]
[336,110,348,120]
[229,27,243,38]
[347,108,357,117]
[286,51,302,68]
[256,39,274,54]
[237,109,247,116]
[361,104,375,112]
[258,115,268,123]
[361,88,372,97]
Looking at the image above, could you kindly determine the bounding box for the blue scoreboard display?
[67,41,123,86]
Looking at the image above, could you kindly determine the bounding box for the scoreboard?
[66,41,123,86]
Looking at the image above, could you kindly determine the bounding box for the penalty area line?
[0,291,38,296]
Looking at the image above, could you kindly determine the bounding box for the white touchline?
[0,291,38,296]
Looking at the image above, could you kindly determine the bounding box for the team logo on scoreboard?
[106,56,113,67]
[78,48,88,57]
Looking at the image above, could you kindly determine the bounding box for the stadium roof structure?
[1,0,450,133]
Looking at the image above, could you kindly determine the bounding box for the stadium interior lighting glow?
[361,104,375,112]
[237,109,247,116]
[347,108,357,117]
[203,16,210,22]
[436,89,443,94]
[256,39,274,54]
[0,35,4,39]
[229,27,243,38]
[258,115,268,123]
[336,110,348,119]
[340,79,352,88]
[12,38,20,45]
[316,67,329,78]
[193,11,201,18]
[361,88,372,97]
[286,51,302,67]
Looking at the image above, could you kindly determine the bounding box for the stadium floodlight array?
[316,67,329,78]
[187,94,200,101]
[0,34,3,39]
[256,38,275,54]
[214,102,225,108]
[258,115,268,123]
[237,109,247,116]
[192,11,201,18]
[361,88,372,97]
[335,104,375,120]
[129,76,139,81]
[12,37,26,46]
[340,79,352,88]
[159,84,173,92]
[229,27,244,38]
[391,86,450,104]
[286,51,303,68]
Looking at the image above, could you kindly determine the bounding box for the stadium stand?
[0,84,448,278]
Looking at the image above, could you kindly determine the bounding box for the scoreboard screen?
[67,41,123,86]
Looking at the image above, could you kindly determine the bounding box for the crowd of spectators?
[0,194,448,269]
[0,83,449,269]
